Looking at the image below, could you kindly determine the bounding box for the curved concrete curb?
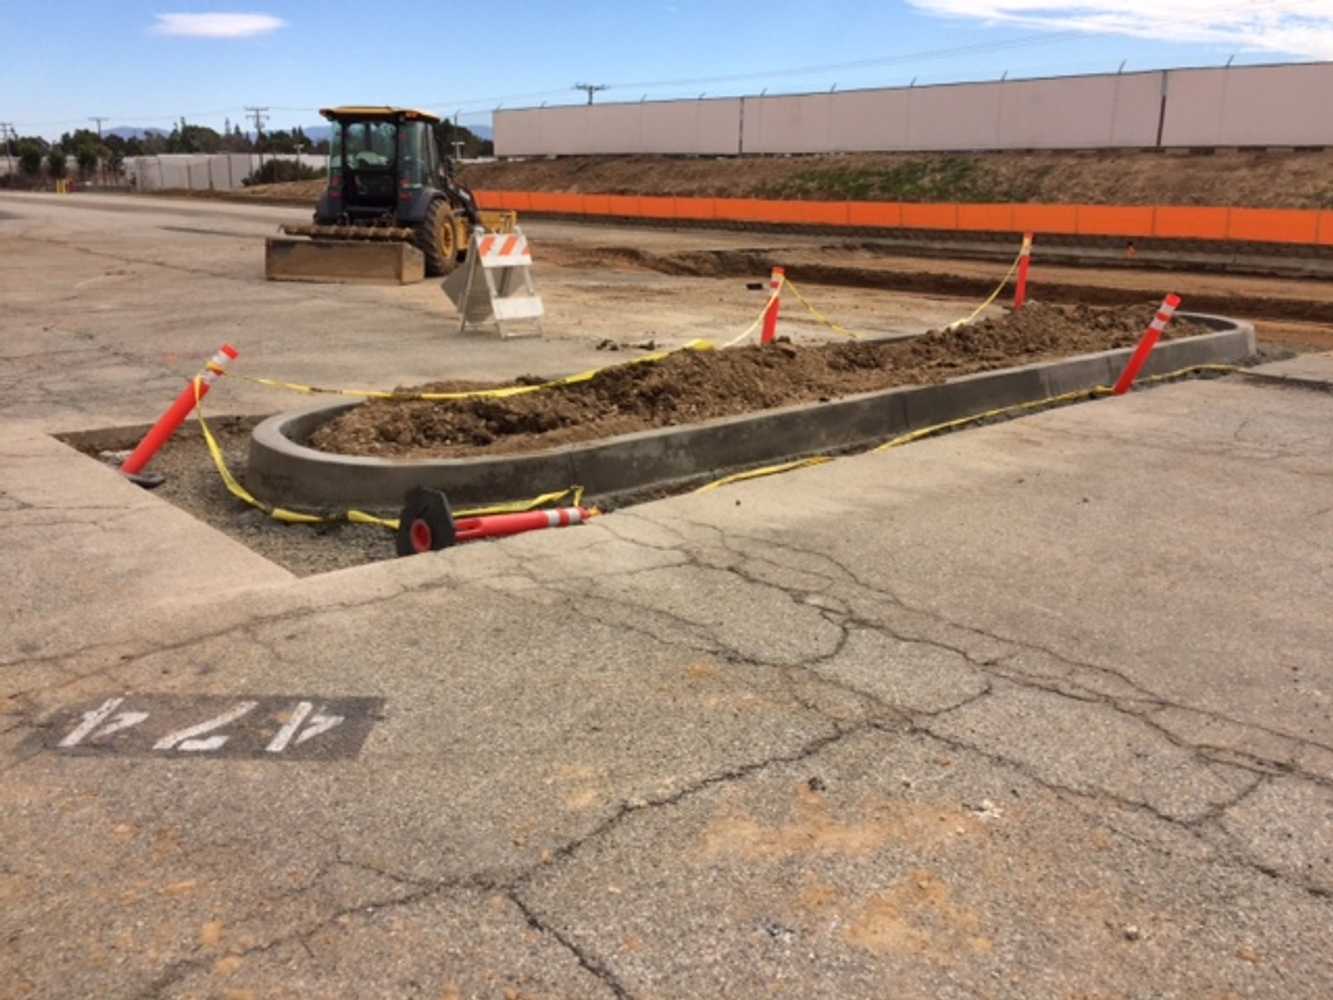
[248,314,1255,508]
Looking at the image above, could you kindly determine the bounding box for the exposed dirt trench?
[538,242,1333,325]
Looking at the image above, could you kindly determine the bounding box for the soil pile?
[228,149,1333,209]
[309,303,1207,460]
[475,150,1333,209]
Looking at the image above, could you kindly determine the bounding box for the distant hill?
[469,124,493,141]
[108,126,168,140]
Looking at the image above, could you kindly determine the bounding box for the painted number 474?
[57,698,344,754]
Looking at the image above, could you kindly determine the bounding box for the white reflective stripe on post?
[200,347,236,387]
[542,508,584,527]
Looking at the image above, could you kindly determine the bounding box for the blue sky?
[4,1,1330,138]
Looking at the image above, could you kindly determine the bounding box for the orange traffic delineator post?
[1113,294,1181,395]
[396,487,594,557]
[1013,233,1034,310]
[121,344,238,479]
[760,266,785,344]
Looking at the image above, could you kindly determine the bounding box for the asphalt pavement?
[1,191,1331,999]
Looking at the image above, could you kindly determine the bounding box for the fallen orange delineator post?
[396,487,594,557]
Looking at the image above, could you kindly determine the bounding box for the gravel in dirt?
[64,419,398,577]
[310,303,1208,460]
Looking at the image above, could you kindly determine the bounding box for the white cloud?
[151,13,286,38]
[909,1,1333,60]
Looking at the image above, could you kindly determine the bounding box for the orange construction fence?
[473,190,1333,247]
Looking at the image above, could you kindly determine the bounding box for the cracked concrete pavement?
[2,191,1332,998]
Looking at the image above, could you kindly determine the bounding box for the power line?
[417,31,1085,113]
[6,38,1283,131]
[602,31,1084,92]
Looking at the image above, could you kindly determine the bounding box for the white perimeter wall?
[1161,63,1333,146]
[125,153,330,191]
[495,63,1333,156]
[496,99,742,156]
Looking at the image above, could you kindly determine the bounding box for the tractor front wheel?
[414,199,458,277]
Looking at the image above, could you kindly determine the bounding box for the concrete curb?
[248,315,1255,508]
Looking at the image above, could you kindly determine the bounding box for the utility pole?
[244,106,269,172]
[573,83,608,106]
[88,117,109,184]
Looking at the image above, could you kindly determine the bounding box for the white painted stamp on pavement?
[40,695,383,759]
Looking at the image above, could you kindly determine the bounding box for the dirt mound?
[460,150,1333,209]
[309,304,1205,460]
[221,149,1333,210]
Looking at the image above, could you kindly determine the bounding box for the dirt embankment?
[310,303,1206,460]
[230,149,1333,209]
[460,150,1333,209]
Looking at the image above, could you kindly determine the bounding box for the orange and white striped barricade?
[442,226,543,339]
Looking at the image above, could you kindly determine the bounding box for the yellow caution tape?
[874,363,1243,450]
[693,456,833,494]
[215,273,799,405]
[872,385,1112,452]
[782,277,863,340]
[226,340,717,403]
[942,246,1023,332]
[693,364,1241,493]
[720,277,785,349]
[192,377,585,531]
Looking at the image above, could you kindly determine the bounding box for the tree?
[264,129,298,153]
[433,121,494,160]
[59,128,100,151]
[46,149,66,178]
[18,143,43,177]
[222,123,251,153]
[166,120,222,154]
[103,138,125,177]
[76,145,100,178]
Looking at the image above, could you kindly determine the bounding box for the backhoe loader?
[265,106,514,284]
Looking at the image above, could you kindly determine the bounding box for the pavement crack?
[526,724,867,881]
[913,725,1332,903]
[506,890,632,999]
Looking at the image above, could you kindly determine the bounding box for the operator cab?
[317,106,447,224]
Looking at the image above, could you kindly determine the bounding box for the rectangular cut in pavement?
[2,368,1331,998]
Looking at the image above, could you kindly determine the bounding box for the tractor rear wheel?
[414,199,458,277]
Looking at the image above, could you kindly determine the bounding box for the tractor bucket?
[264,237,426,285]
